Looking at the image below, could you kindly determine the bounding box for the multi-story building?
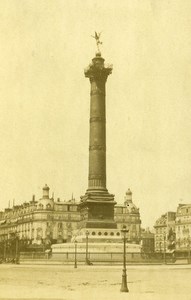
[114,189,141,244]
[141,228,155,253]
[0,186,141,253]
[175,204,191,253]
[0,185,80,248]
[154,211,176,253]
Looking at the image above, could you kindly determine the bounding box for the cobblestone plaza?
[0,264,190,300]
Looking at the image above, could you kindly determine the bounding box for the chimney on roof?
[42,184,50,199]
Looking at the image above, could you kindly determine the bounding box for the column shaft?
[88,79,106,190]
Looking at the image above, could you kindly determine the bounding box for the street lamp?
[15,234,20,264]
[3,239,6,261]
[163,235,166,264]
[120,225,129,293]
[74,240,77,269]
[187,236,190,264]
[85,230,89,265]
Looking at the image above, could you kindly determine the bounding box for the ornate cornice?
[84,57,112,82]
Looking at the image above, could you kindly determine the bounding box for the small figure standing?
[91,31,102,52]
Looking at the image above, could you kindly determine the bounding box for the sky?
[0,0,191,228]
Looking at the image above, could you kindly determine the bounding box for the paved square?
[0,264,191,300]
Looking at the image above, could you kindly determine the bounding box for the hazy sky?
[0,0,191,228]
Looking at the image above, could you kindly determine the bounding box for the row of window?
[115,216,139,223]
[55,205,78,212]
[0,204,79,220]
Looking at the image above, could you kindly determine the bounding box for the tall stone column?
[80,52,116,229]
[87,52,109,191]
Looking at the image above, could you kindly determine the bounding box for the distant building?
[141,228,155,253]
[154,211,176,253]
[114,189,141,244]
[175,204,191,253]
[0,187,142,250]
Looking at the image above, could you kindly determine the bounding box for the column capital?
[84,53,113,82]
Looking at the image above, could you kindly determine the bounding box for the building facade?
[175,204,191,253]
[141,228,155,253]
[154,211,176,253]
[114,189,141,244]
[0,185,80,249]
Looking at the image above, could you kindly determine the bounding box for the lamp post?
[74,240,77,269]
[120,225,129,293]
[187,236,190,264]
[3,239,6,261]
[85,230,89,265]
[163,235,166,264]
[15,234,19,264]
[159,241,162,262]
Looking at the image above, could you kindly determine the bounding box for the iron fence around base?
[19,251,177,264]
[20,252,49,260]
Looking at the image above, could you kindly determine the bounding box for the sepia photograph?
[0,1,191,299]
